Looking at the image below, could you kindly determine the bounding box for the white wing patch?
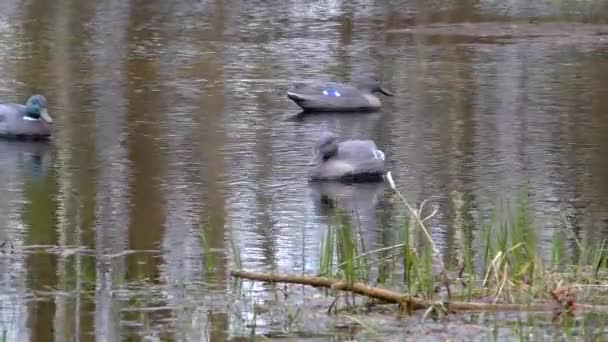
[373,149,385,160]
[23,116,39,121]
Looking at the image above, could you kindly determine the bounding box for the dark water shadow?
[287,111,385,150]
[309,180,386,219]
[309,180,388,253]
[0,140,51,181]
[287,110,384,122]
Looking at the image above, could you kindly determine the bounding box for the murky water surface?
[1,0,608,340]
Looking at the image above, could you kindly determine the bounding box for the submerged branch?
[232,270,608,314]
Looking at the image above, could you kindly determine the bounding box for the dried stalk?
[231,270,608,314]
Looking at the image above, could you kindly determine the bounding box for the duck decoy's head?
[358,78,394,97]
[310,131,339,165]
[25,95,53,124]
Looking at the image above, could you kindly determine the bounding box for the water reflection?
[0,140,53,342]
[291,111,385,144]
[310,181,387,249]
[0,141,51,181]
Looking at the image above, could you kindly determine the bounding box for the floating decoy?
[287,78,393,112]
[0,95,53,139]
[309,131,387,182]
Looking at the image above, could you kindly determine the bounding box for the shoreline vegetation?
[231,176,608,322]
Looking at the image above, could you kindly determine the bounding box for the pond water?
[1,0,608,340]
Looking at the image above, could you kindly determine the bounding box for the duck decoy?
[309,131,387,182]
[0,95,53,140]
[287,77,393,112]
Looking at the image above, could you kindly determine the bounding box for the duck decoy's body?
[309,132,387,182]
[0,95,53,140]
[287,78,393,112]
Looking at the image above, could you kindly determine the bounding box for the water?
[1,0,608,340]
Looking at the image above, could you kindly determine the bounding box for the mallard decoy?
[0,95,53,139]
[287,78,393,112]
[309,131,387,181]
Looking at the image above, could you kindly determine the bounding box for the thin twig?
[385,172,443,270]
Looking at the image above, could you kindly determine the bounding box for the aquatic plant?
[199,221,216,275]
[231,177,608,342]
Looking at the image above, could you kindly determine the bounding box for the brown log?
[231,270,608,313]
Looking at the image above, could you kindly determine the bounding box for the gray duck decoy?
[0,95,53,140]
[287,78,393,112]
[309,131,387,182]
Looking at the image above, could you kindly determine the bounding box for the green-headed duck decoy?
[309,131,387,182]
[0,95,53,140]
[287,78,393,112]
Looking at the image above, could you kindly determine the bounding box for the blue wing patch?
[322,89,341,97]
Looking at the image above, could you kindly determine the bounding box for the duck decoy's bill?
[378,86,394,96]
[40,108,53,124]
